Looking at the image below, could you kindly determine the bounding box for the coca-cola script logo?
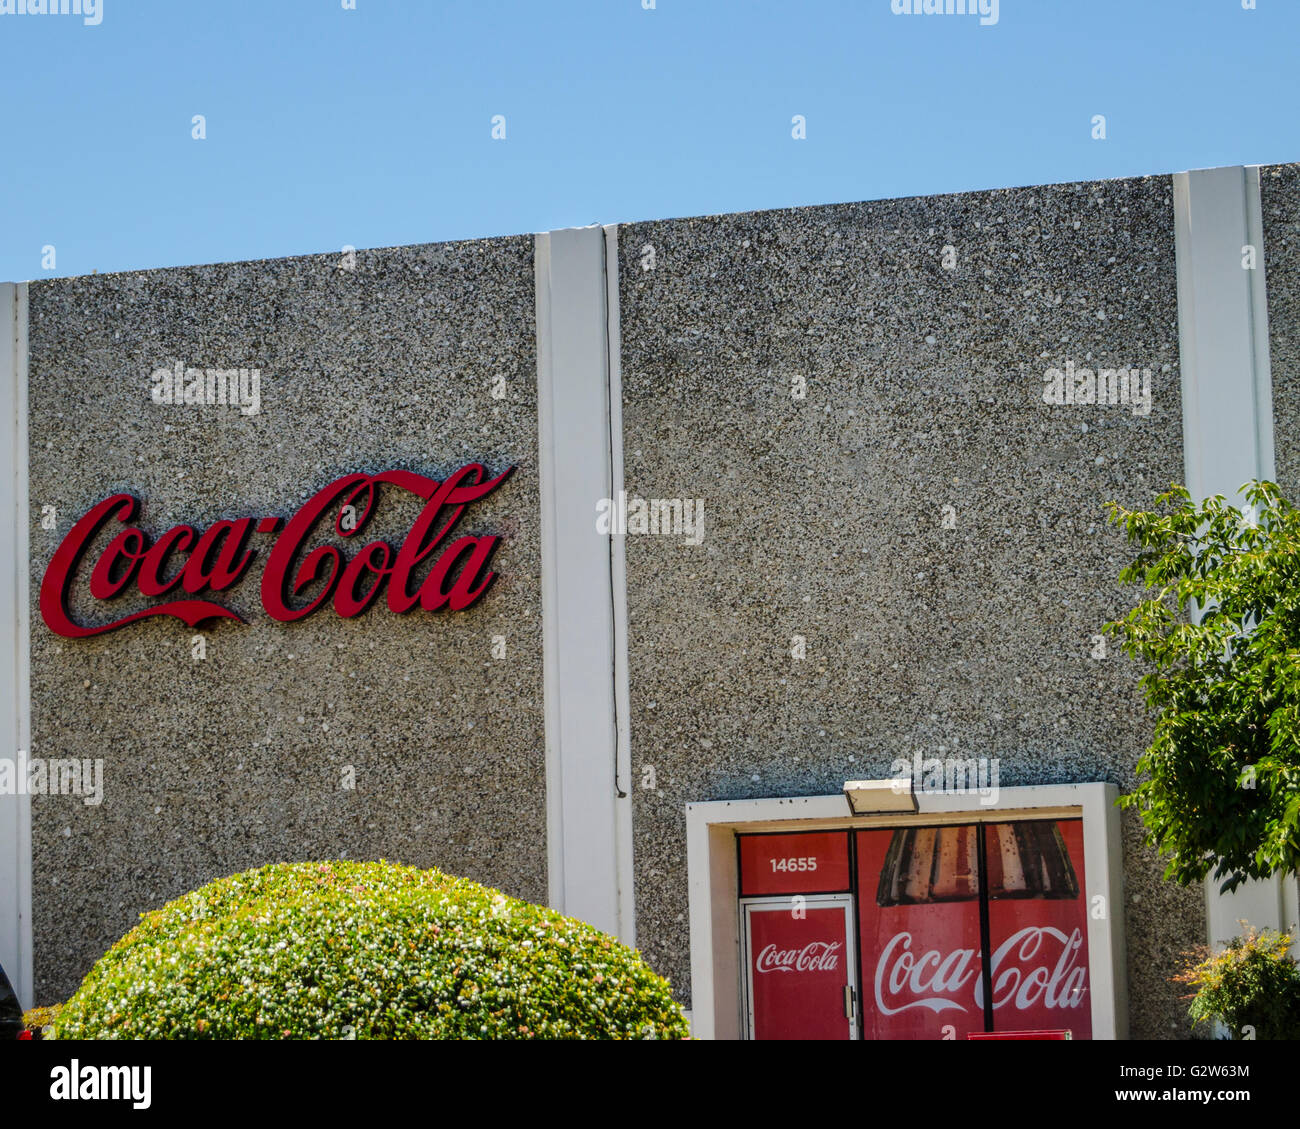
[873,926,1087,1015]
[754,941,842,974]
[40,464,514,638]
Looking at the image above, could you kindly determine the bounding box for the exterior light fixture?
[843,778,917,815]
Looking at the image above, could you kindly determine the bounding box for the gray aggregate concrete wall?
[1265,163,1300,503]
[1261,162,1300,939]
[25,172,1255,1037]
[27,238,544,1003]
[618,175,1204,1038]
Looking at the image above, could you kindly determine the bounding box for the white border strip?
[1245,168,1277,482]
[686,783,1127,1040]
[1173,165,1290,952]
[534,227,625,938]
[535,234,563,915]
[1173,166,1275,505]
[0,281,32,1009]
[604,224,636,945]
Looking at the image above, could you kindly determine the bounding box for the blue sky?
[1,0,1297,280]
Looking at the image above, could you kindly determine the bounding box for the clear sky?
[1,0,1297,280]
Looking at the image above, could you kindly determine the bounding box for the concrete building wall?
[617,175,1203,1037]
[16,165,1290,1035]
[26,238,545,1002]
[1264,163,1300,503]
[1261,161,1300,940]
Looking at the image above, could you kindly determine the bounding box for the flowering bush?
[51,860,689,1040]
[1172,926,1300,1040]
[21,1005,61,1040]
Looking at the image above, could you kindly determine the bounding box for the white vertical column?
[603,224,636,947]
[1173,165,1292,951]
[0,281,32,1008]
[535,226,634,940]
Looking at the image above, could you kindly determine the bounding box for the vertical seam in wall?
[534,235,565,913]
[1260,161,1300,945]
[1244,165,1288,940]
[600,245,623,803]
[16,283,30,1009]
[603,224,636,945]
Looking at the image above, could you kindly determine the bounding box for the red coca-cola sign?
[984,821,1091,1035]
[871,924,1088,1023]
[40,464,514,638]
[754,939,842,974]
[858,820,1091,1039]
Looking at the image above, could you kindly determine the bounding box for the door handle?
[843,984,855,1020]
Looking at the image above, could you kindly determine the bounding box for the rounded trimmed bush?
[51,860,689,1040]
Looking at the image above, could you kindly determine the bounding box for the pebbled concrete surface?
[27,236,545,1004]
[1265,164,1300,503]
[618,173,1203,1037]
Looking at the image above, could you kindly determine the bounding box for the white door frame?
[687,783,1126,1040]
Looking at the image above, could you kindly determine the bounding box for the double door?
[738,821,1092,1039]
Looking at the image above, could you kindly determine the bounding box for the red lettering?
[40,495,242,638]
[39,464,515,638]
[180,518,255,594]
[388,464,513,613]
[138,525,196,597]
[261,475,373,622]
[420,535,503,611]
[88,527,149,600]
[333,541,394,619]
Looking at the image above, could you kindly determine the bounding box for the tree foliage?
[1105,481,1300,892]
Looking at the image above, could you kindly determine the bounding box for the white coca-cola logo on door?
[755,941,842,974]
[873,926,1087,1015]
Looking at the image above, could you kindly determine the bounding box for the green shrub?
[1173,926,1300,1040]
[51,860,689,1040]
[22,1004,62,1039]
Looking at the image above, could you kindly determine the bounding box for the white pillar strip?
[604,224,636,946]
[1174,166,1275,505]
[535,226,631,939]
[1173,165,1290,951]
[0,281,32,1009]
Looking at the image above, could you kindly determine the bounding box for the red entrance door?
[742,896,858,1040]
[736,821,1093,1039]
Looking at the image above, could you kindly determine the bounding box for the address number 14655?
[769,856,817,872]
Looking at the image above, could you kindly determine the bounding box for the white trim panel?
[1173,165,1289,952]
[534,226,626,938]
[1173,165,1274,504]
[0,281,32,1009]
